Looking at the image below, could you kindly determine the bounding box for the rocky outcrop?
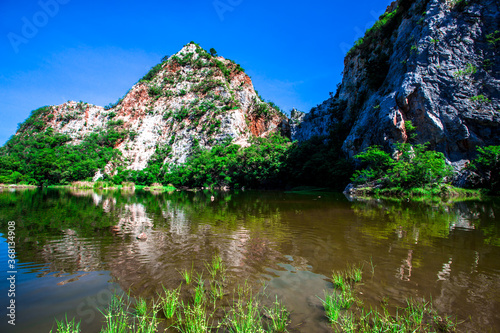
[290,102,332,142]
[294,0,500,167]
[19,43,287,177]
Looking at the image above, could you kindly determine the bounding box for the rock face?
[20,43,287,177]
[290,103,332,142]
[294,0,500,166]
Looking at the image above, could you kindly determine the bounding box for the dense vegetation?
[351,143,453,189]
[1,113,499,195]
[0,107,128,186]
[468,145,500,194]
[0,127,124,186]
[107,132,354,190]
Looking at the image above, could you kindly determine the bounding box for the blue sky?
[0,0,392,146]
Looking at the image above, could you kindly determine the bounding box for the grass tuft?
[100,294,130,333]
[135,297,148,317]
[159,285,181,319]
[193,275,206,306]
[52,315,81,333]
[346,263,363,283]
[264,296,289,332]
[177,304,210,333]
[178,264,194,285]
[205,254,223,280]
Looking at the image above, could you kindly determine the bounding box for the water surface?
[0,188,499,332]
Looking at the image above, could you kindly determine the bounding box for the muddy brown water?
[0,188,499,332]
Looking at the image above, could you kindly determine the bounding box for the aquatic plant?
[346,263,363,283]
[176,303,210,333]
[99,293,159,333]
[135,303,159,333]
[159,285,181,319]
[209,279,225,305]
[264,296,289,332]
[49,259,460,333]
[332,271,346,290]
[323,263,457,332]
[51,315,81,333]
[100,294,130,333]
[178,264,194,285]
[205,254,223,280]
[368,256,376,276]
[135,297,148,317]
[339,312,356,333]
[319,291,342,323]
[330,294,459,332]
[193,275,206,306]
[224,297,264,333]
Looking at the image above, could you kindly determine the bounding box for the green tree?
[351,143,453,189]
[389,143,453,188]
[470,145,500,193]
[351,146,395,184]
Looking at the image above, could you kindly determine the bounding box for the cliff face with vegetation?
[4,43,287,182]
[294,0,500,167]
[3,1,499,189]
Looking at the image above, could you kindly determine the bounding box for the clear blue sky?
[0,0,392,146]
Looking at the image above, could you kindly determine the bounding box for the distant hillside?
[1,42,288,185]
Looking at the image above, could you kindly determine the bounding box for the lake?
[0,188,499,332]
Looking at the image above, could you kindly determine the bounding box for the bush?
[213,59,231,81]
[352,143,453,189]
[347,6,400,57]
[470,145,500,193]
[389,143,453,188]
[164,135,291,189]
[107,119,124,127]
[351,146,394,183]
[148,85,163,97]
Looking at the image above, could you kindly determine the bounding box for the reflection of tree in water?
[351,198,500,332]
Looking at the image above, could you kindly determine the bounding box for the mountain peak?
[12,42,288,178]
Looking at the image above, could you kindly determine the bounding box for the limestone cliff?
[294,0,500,167]
[17,43,287,178]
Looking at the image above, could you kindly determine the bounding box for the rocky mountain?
[294,0,500,168]
[14,42,287,179]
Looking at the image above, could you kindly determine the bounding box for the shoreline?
[0,184,38,190]
[1,182,489,203]
[344,182,484,202]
